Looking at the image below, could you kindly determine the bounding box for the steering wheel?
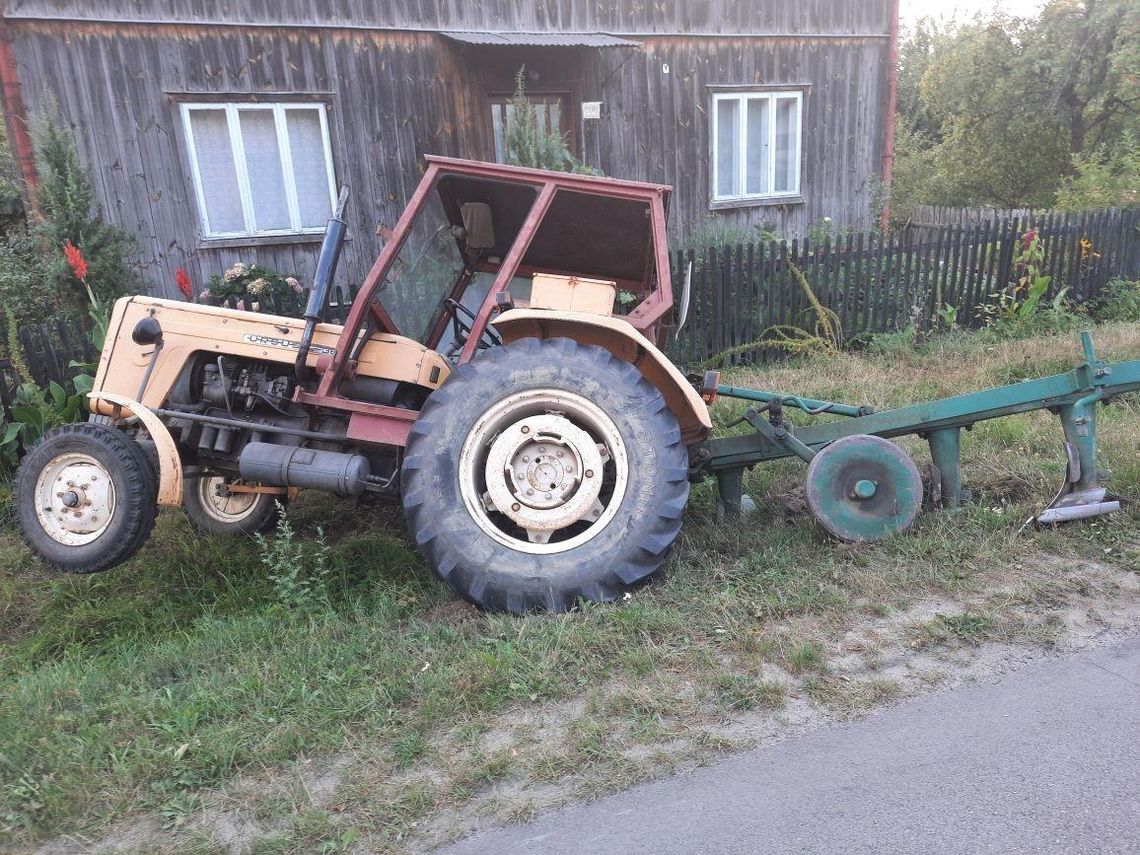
[446,299,502,353]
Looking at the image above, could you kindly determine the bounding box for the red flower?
[63,240,88,281]
[1021,230,1038,252]
[175,267,193,300]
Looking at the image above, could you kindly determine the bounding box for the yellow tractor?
[15,157,710,613]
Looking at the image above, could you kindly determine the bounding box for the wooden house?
[0,1,899,299]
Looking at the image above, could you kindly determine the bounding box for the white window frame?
[180,101,337,239]
[711,90,803,204]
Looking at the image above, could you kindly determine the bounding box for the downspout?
[0,2,38,203]
[879,0,899,232]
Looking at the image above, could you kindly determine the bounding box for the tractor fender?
[492,309,712,445]
[88,391,184,506]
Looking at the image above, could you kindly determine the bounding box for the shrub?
[1,381,87,471]
[1054,133,1140,211]
[30,111,141,313]
[0,229,55,326]
[1090,278,1140,323]
[0,110,142,339]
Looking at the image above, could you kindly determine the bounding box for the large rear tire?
[15,423,158,573]
[401,338,690,614]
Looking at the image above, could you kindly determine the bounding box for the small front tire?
[15,423,159,573]
[182,474,280,536]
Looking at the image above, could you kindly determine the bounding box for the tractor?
[16,157,1139,613]
[15,158,710,613]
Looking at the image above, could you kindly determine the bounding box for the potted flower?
[200,262,305,314]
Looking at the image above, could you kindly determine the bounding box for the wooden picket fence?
[670,207,1138,366]
[4,206,1135,421]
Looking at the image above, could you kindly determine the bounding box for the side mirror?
[674,261,693,336]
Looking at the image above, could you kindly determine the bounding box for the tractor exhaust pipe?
[296,186,350,381]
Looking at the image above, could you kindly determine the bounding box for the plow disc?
[805,434,923,542]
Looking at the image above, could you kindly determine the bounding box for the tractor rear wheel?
[401,337,690,614]
[15,423,158,573]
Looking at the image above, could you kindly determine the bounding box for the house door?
[489,92,576,163]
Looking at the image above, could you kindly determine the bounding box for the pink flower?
[199,288,212,300]
[1021,230,1038,252]
[175,267,193,300]
[286,276,303,294]
[236,299,247,311]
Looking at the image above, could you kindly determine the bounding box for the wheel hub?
[459,388,629,554]
[34,454,117,544]
[198,476,259,521]
[484,414,605,541]
[511,438,578,508]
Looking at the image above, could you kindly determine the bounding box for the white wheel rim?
[33,452,117,546]
[197,476,260,523]
[459,388,629,555]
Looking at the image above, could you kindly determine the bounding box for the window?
[711,90,802,203]
[489,93,574,163]
[180,102,336,239]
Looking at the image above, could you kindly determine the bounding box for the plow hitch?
[699,331,1140,541]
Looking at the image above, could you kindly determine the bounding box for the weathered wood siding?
[4,2,893,299]
[581,36,887,236]
[5,1,890,35]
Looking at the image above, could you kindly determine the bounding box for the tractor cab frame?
[294,156,686,448]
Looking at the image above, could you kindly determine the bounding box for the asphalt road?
[439,636,1140,854]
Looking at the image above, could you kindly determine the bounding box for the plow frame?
[696,332,1140,523]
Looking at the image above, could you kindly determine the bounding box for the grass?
[1,322,1138,851]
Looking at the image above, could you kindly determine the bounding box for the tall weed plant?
[976,229,1079,338]
[255,507,333,612]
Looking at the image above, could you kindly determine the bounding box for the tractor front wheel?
[15,423,158,573]
[401,338,690,614]
[183,474,280,536]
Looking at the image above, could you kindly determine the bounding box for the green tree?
[890,1,1139,218]
[31,113,141,311]
[503,67,598,174]
[1054,130,1140,209]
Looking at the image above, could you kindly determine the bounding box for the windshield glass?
[377,192,464,340]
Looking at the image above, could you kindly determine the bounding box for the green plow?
[693,331,1140,541]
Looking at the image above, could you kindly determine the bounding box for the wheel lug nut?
[585,469,594,478]
[526,488,534,496]
[521,456,529,463]
[521,425,530,434]
[556,450,564,458]
[544,493,552,500]
[511,502,521,512]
